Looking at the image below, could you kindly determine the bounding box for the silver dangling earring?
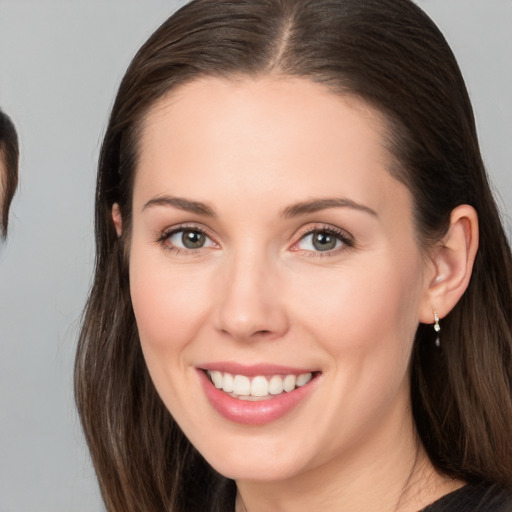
[434,311,441,347]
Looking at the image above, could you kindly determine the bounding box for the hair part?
[75,1,512,510]
[0,109,19,238]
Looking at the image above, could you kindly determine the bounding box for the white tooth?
[283,374,296,392]
[211,370,223,389]
[251,376,269,397]
[233,375,251,396]
[296,372,312,387]
[222,372,234,393]
[268,375,284,395]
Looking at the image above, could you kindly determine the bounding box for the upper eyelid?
[290,224,355,255]
[293,224,353,242]
[159,223,213,239]
[156,222,353,249]
[157,225,218,253]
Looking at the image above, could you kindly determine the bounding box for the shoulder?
[422,483,512,512]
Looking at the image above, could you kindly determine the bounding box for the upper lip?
[198,362,318,377]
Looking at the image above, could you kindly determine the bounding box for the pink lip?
[197,368,319,426]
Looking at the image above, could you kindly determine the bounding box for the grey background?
[0,1,510,511]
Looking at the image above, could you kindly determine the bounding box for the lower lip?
[198,370,318,425]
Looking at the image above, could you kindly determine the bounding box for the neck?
[235,411,461,512]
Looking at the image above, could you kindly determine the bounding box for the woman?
[75,0,512,510]
[0,108,19,238]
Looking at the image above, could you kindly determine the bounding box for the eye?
[162,227,216,251]
[293,227,352,254]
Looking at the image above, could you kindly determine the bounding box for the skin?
[113,77,477,511]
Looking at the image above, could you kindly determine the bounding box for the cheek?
[128,246,219,427]
[128,247,212,363]
[292,251,423,369]
[286,253,424,448]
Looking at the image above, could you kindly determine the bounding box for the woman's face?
[127,77,433,482]
[0,152,7,234]
[0,157,5,211]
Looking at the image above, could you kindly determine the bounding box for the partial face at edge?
[125,77,433,482]
[0,153,7,235]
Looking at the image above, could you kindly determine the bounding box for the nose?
[213,249,289,341]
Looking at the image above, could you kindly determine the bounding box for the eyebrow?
[281,198,378,218]
[142,195,377,219]
[142,196,216,217]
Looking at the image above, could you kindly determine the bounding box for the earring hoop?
[434,311,441,347]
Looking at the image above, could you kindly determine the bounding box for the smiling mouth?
[205,370,315,401]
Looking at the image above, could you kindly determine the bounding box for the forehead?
[134,76,408,220]
[140,76,389,156]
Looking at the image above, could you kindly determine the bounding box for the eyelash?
[291,225,354,257]
[156,224,354,256]
[156,224,216,255]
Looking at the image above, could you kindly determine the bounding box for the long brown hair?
[75,1,512,510]
[0,109,19,238]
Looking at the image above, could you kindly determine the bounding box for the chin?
[190,427,314,483]
[207,453,304,483]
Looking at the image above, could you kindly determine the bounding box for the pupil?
[313,232,336,251]
[182,230,205,249]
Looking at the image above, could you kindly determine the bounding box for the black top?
[422,484,512,512]
[210,479,512,512]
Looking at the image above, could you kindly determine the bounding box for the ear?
[419,204,479,324]
[112,203,123,237]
